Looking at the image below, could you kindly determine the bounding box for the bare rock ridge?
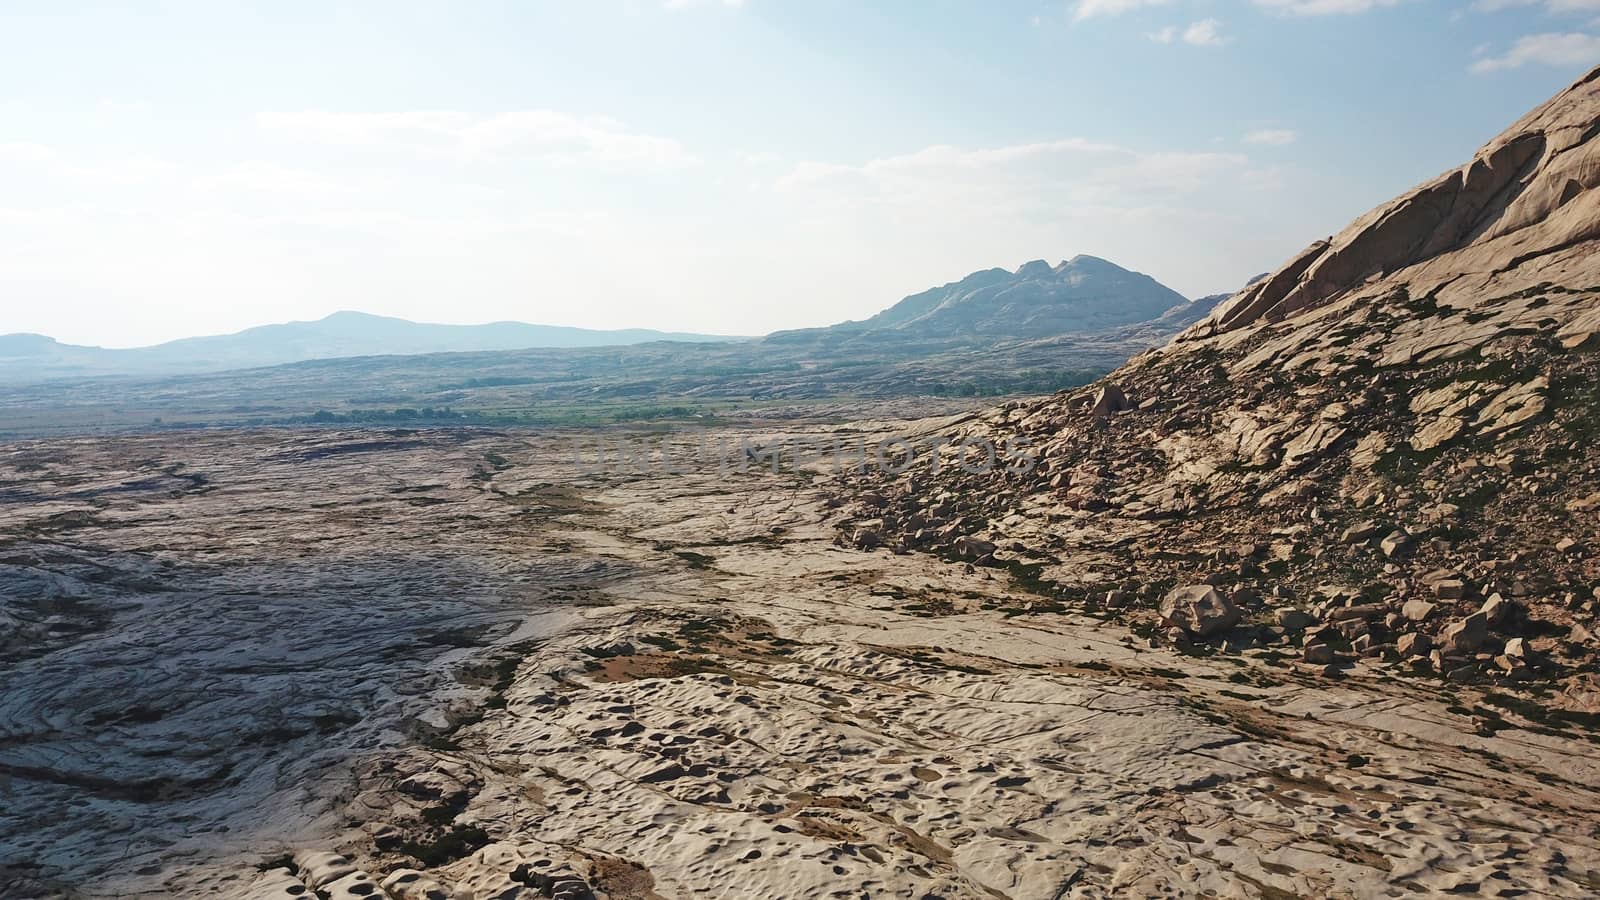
[1204,66,1600,335]
[837,64,1600,695]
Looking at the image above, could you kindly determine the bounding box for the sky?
[0,1,1596,347]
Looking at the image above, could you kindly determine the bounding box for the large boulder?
[1159,585,1241,637]
[1090,383,1131,418]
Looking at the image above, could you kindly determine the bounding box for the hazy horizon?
[2,307,753,348]
[1,0,1594,348]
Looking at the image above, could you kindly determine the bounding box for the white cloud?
[1091,151,1249,193]
[1473,0,1600,12]
[1183,18,1227,45]
[1150,20,1226,45]
[0,143,175,185]
[255,110,698,169]
[775,138,1125,192]
[1253,0,1401,15]
[1244,128,1298,145]
[192,162,347,194]
[1471,32,1600,71]
[1075,0,1170,20]
[0,142,57,164]
[775,138,1251,203]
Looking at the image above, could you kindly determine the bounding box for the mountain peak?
[846,254,1187,342]
[1015,259,1054,279]
[0,333,63,355]
[1060,254,1120,271]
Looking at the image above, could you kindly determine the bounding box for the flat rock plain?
[3,427,1600,899]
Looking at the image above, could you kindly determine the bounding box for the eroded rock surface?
[5,426,1599,898]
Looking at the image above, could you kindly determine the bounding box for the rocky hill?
[767,255,1196,351]
[837,66,1600,708]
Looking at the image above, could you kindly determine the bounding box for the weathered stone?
[1440,612,1490,655]
[1159,585,1242,637]
[1397,632,1432,657]
[1090,383,1131,418]
[1401,598,1437,623]
[383,869,454,900]
[1304,643,1336,665]
[850,527,883,550]
[1379,530,1412,558]
[294,851,357,890]
[324,870,384,900]
[1341,521,1382,544]
[951,536,996,560]
[1327,603,1384,622]
[1480,593,1513,628]
[245,869,308,899]
[1572,622,1596,647]
[1275,608,1317,631]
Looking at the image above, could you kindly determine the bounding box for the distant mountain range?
[0,312,740,383]
[0,257,1236,388]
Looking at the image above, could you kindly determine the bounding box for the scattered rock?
[1379,530,1412,558]
[1341,521,1382,544]
[1440,613,1490,655]
[1090,383,1131,418]
[1401,598,1437,623]
[1480,593,1513,628]
[1275,608,1317,631]
[849,527,883,550]
[1158,585,1241,637]
[951,536,997,561]
[1304,643,1336,665]
[1397,632,1432,657]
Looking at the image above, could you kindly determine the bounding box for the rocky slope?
[836,67,1600,701]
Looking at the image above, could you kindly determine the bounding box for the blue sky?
[0,0,1594,346]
